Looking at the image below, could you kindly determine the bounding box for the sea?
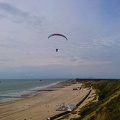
[0,79,66,102]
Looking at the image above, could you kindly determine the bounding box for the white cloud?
[0,2,43,28]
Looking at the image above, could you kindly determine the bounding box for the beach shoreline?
[0,79,66,103]
[0,79,91,120]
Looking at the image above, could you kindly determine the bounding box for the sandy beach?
[0,80,90,120]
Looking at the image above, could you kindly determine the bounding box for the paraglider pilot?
[56,48,58,52]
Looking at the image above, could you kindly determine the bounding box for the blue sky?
[0,0,120,79]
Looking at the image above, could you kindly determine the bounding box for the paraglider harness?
[56,49,58,52]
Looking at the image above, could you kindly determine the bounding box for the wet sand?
[0,80,90,120]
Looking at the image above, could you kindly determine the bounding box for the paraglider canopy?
[48,33,68,40]
[48,33,68,52]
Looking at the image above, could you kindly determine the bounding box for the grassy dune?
[58,79,120,120]
[71,79,120,120]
